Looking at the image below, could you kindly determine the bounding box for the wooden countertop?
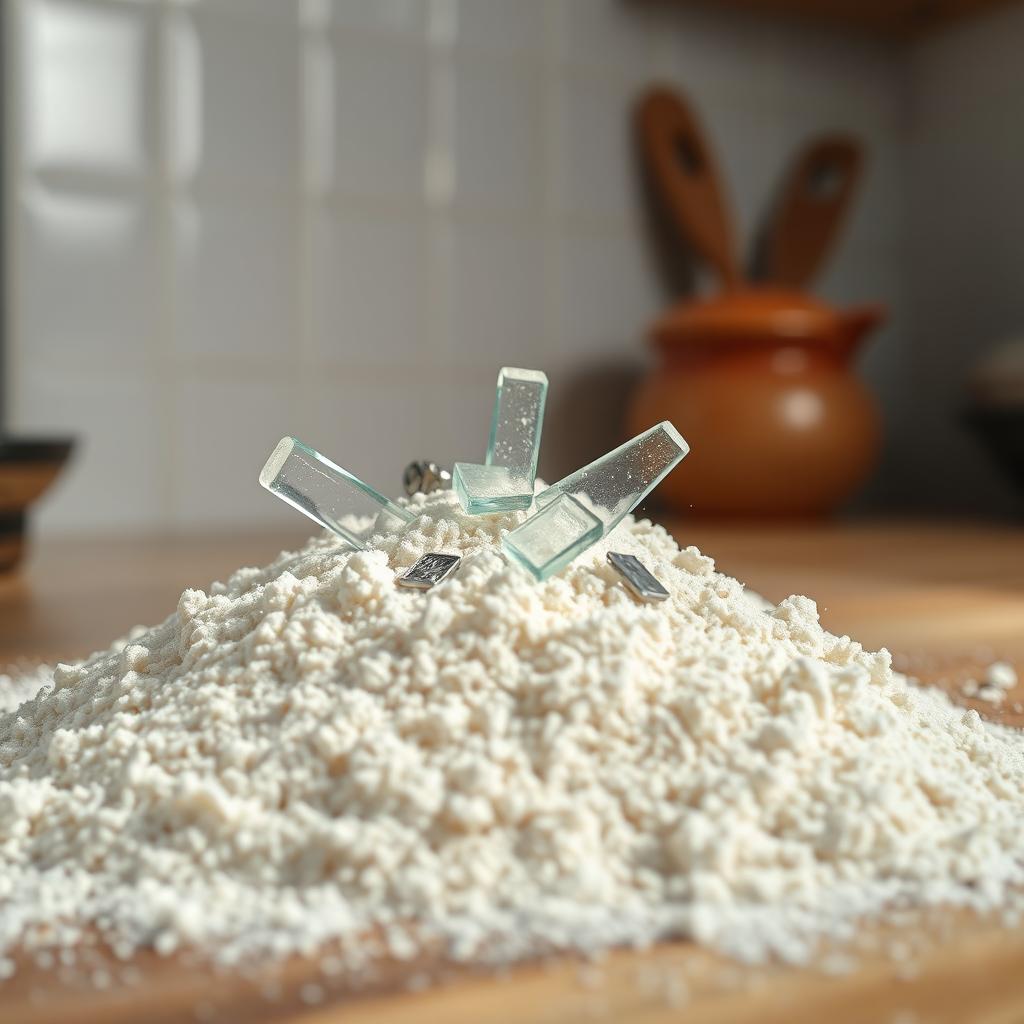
[1,520,1023,1024]
[3,520,1022,666]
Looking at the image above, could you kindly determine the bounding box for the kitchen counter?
[2,520,1022,666]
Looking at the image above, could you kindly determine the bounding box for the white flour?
[0,663,52,715]
[0,488,1022,976]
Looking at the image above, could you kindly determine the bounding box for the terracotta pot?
[627,289,884,518]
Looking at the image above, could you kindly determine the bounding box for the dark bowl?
[0,437,75,572]
[964,406,1024,492]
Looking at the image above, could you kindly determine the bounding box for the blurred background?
[4,0,1024,539]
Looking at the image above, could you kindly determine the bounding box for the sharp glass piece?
[396,552,462,590]
[452,463,533,515]
[502,495,603,581]
[535,421,688,536]
[260,437,414,549]
[607,552,670,603]
[485,367,548,476]
[454,367,548,515]
[403,461,452,497]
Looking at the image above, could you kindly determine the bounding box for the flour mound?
[0,664,51,715]
[1,490,1022,972]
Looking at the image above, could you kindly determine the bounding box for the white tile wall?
[559,70,638,223]
[451,53,544,214]
[20,188,157,368]
[449,222,546,367]
[179,6,301,190]
[560,227,659,361]
[174,196,299,362]
[455,0,544,57]
[311,210,428,367]
[22,0,155,179]
[174,371,298,527]
[332,37,430,202]
[4,0,910,534]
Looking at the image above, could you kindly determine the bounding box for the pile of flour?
[1,488,1022,976]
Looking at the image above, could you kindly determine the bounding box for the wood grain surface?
[0,520,1022,1023]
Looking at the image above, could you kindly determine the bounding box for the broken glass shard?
[453,463,532,515]
[502,494,602,581]
[535,421,688,535]
[259,436,413,549]
[454,367,548,514]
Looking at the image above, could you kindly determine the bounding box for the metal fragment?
[403,461,452,497]
[607,552,670,603]
[397,553,462,590]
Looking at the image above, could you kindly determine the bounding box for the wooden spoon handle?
[635,86,740,290]
[764,135,863,288]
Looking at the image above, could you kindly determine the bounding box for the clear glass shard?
[535,421,688,534]
[485,367,548,475]
[452,463,533,514]
[502,494,603,581]
[454,367,548,515]
[259,436,414,549]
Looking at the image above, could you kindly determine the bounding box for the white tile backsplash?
[449,222,546,366]
[309,371,428,494]
[560,229,660,362]
[176,7,300,188]
[173,196,298,361]
[451,53,544,214]
[19,188,157,368]
[333,37,429,201]
[21,0,153,178]
[330,0,424,38]
[559,70,638,224]
[311,211,427,367]
[6,0,913,533]
[455,0,544,58]
[563,0,653,75]
[174,373,297,528]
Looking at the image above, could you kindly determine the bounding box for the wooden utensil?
[635,86,741,290]
[761,135,863,288]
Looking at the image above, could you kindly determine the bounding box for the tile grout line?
[154,0,182,531]
[3,0,24,433]
[297,0,329,436]
[542,0,566,371]
[424,0,457,388]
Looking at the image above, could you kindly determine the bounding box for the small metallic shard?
[403,461,452,497]
[396,552,462,590]
[607,552,670,603]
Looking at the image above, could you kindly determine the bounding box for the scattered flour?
[0,663,52,714]
[959,661,1018,706]
[986,662,1018,691]
[0,488,1023,978]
